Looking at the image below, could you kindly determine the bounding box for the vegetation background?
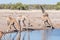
[0,2,60,10]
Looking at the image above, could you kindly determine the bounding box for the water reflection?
[1,29,60,40]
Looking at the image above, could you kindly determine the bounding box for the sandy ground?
[0,9,60,32]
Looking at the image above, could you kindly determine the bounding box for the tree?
[56,2,60,10]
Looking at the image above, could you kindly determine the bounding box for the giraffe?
[6,16,20,32]
[40,6,54,29]
[17,15,30,40]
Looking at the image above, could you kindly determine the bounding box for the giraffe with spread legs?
[40,6,54,29]
[7,16,20,31]
[17,15,30,40]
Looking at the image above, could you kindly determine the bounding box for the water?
[1,29,60,40]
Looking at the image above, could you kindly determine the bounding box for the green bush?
[56,2,60,10]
